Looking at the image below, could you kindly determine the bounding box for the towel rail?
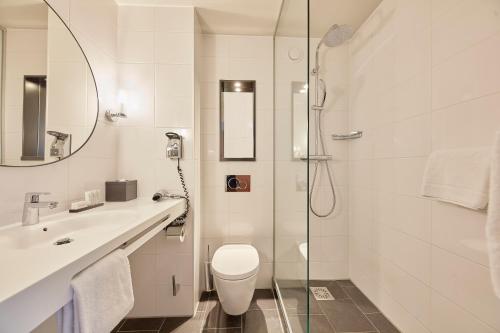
[332,131,363,140]
[120,214,171,250]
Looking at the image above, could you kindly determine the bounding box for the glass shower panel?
[274,0,310,331]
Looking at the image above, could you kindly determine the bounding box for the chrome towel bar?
[120,214,170,250]
[332,131,363,140]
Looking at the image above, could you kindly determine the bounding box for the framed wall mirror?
[292,81,308,160]
[0,0,99,167]
[219,80,256,161]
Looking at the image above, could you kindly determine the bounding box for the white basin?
[0,198,185,333]
[0,210,137,250]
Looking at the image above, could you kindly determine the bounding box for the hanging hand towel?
[487,132,500,298]
[58,250,134,333]
[421,148,491,210]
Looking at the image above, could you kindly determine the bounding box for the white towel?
[487,133,500,298]
[421,148,491,210]
[58,250,134,333]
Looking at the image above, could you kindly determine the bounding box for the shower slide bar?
[332,131,363,140]
[300,155,333,161]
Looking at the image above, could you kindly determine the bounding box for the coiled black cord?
[173,159,190,224]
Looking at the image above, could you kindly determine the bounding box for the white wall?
[2,28,47,164]
[199,34,274,289]
[348,0,500,332]
[45,11,98,161]
[0,0,118,228]
[116,5,199,317]
[309,37,350,280]
[274,36,350,281]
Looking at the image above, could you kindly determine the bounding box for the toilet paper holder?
[164,223,185,240]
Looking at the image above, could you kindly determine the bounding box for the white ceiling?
[0,0,48,29]
[116,0,283,36]
[116,0,382,37]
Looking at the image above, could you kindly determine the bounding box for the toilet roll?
[165,224,185,242]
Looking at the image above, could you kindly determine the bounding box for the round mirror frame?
[0,0,100,168]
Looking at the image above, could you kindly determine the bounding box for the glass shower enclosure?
[273,0,310,331]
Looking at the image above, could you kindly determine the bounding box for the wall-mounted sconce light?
[105,110,127,122]
[106,90,128,122]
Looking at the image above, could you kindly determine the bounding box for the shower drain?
[310,287,335,301]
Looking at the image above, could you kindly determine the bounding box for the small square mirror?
[219,80,256,161]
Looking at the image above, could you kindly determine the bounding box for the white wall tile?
[155,32,194,64]
[118,6,155,32]
[154,7,194,33]
[117,30,154,63]
[432,32,500,110]
[432,246,500,330]
[348,1,500,332]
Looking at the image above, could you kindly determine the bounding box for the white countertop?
[0,197,185,332]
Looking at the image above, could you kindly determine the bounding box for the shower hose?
[310,79,337,218]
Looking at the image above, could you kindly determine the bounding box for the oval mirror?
[0,0,98,166]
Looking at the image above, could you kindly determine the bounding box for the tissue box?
[105,180,137,202]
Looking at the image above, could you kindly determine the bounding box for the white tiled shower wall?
[199,34,274,289]
[274,36,350,281]
[0,0,118,228]
[116,5,201,317]
[348,0,500,332]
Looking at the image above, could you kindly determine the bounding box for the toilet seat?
[212,244,259,280]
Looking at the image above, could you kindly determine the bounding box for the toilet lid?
[212,244,259,280]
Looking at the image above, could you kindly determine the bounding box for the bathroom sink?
[0,210,137,250]
[0,198,186,333]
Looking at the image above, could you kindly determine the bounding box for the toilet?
[211,244,260,315]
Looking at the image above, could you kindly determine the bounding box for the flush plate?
[226,175,251,192]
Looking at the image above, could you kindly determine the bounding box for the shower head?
[319,24,354,48]
[313,24,354,76]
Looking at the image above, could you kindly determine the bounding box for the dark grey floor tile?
[198,291,212,312]
[159,313,205,333]
[309,280,349,300]
[249,289,277,310]
[366,313,400,333]
[335,280,355,287]
[120,317,165,331]
[343,286,379,314]
[279,288,323,315]
[204,301,242,329]
[242,309,283,333]
[318,299,376,333]
[288,315,335,333]
[201,329,241,333]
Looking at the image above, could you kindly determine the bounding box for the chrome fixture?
[105,110,127,122]
[47,131,70,159]
[22,192,58,226]
[332,131,363,141]
[301,155,333,161]
[310,24,354,218]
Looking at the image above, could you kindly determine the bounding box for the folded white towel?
[487,133,500,298]
[421,148,491,210]
[58,250,134,333]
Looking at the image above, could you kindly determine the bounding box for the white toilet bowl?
[211,244,260,315]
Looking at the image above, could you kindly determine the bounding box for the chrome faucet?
[22,192,58,226]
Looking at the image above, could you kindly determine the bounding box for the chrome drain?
[54,237,74,246]
[310,287,335,301]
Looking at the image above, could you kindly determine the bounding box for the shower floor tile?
[279,279,401,333]
[115,289,284,333]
